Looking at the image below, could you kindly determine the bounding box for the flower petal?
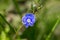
[22,13,35,28]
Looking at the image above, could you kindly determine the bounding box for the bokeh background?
[0,0,60,40]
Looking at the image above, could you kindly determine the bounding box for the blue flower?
[22,13,35,28]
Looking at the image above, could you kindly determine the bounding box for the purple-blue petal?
[22,13,35,28]
[29,22,34,26]
[25,22,29,28]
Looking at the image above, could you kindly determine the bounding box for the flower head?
[22,13,35,28]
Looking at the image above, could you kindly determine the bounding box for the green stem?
[12,0,22,39]
[46,18,60,40]
[12,0,21,15]
[0,14,16,33]
[0,23,4,31]
[31,1,34,13]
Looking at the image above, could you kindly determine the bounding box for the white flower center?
[27,19,31,23]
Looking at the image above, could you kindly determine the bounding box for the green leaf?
[0,31,6,40]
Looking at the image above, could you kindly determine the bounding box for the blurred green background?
[0,0,60,40]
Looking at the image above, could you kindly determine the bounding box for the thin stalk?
[12,0,21,15]
[46,18,60,40]
[0,23,4,31]
[12,0,23,39]
[0,14,16,33]
[31,2,34,13]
